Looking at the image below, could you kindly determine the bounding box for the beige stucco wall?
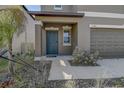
[12,6,35,53]
[77,5,124,14]
[41,28,46,55]
[0,5,15,9]
[41,5,74,12]
[72,24,78,50]
[77,17,124,51]
[0,5,35,53]
[36,16,81,23]
[35,24,42,56]
[13,8,35,52]
[38,16,124,55]
[40,5,124,14]
[57,24,72,55]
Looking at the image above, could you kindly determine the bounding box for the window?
[54,5,62,10]
[63,26,72,46]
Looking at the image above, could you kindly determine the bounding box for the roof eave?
[28,11,84,17]
[22,5,35,20]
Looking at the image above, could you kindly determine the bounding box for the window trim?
[62,26,72,46]
[45,27,59,31]
[54,5,62,10]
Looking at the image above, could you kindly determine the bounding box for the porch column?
[35,21,43,57]
[77,18,90,51]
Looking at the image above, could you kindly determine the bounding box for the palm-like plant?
[0,6,26,76]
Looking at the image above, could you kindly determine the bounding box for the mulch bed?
[68,60,100,66]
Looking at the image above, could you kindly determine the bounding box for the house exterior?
[0,5,35,53]
[28,5,124,58]
[2,5,124,58]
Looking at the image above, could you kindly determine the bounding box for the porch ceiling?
[36,16,81,23]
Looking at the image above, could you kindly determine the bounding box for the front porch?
[34,15,81,57]
[35,22,78,56]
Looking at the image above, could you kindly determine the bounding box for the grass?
[0,59,8,73]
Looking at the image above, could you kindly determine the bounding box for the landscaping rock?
[14,60,52,88]
[1,60,124,88]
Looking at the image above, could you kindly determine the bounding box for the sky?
[25,5,41,11]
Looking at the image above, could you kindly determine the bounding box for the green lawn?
[0,59,8,73]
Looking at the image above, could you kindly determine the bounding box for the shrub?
[114,77,124,87]
[71,47,99,66]
[26,48,34,57]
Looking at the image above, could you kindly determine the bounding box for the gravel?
[45,78,124,88]
[1,60,124,88]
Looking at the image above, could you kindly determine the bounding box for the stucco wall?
[58,24,72,55]
[0,5,35,53]
[41,28,46,56]
[77,5,124,14]
[35,24,42,57]
[77,17,124,51]
[41,5,74,12]
[40,5,124,14]
[12,6,35,53]
[36,16,80,23]
[0,5,15,9]
[72,24,78,50]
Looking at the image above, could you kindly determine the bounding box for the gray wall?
[77,5,124,14]
[41,5,75,12]
[35,24,42,57]
[41,5,124,14]
[0,5,35,53]
[77,17,124,52]
[13,6,35,53]
[72,23,78,50]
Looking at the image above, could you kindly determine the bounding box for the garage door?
[91,28,124,58]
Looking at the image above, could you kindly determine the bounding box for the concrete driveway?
[45,56,124,80]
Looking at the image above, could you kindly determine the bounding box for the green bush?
[72,47,99,66]
[114,77,124,87]
[26,47,34,57]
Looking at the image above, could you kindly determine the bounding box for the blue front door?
[46,31,58,55]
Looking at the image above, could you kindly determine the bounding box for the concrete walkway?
[37,56,124,80]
